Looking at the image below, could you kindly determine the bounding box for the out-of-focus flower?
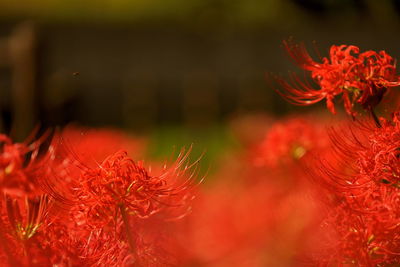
[275,40,400,117]
[0,132,64,266]
[177,176,319,266]
[252,116,331,169]
[173,114,328,266]
[60,125,146,163]
[0,132,53,197]
[306,113,400,266]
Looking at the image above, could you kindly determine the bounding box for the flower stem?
[24,240,33,266]
[119,204,136,254]
[370,108,381,128]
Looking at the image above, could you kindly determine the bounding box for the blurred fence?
[1,0,400,138]
[0,22,36,139]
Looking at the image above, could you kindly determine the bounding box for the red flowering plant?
[0,124,199,266]
[0,131,64,266]
[271,40,400,266]
[60,125,146,162]
[293,112,400,266]
[178,175,322,266]
[274,40,400,122]
[251,115,332,169]
[5,38,400,266]
[51,139,198,266]
[0,130,54,197]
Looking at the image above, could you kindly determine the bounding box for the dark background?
[0,0,399,157]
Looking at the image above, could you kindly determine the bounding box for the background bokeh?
[0,0,399,165]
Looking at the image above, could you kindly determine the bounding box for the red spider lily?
[0,126,198,266]
[55,148,198,266]
[178,181,279,265]
[0,194,56,266]
[177,173,320,266]
[172,115,328,265]
[37,126,147,204]
[304,113,400,265]
[83,151,167,218]
[355,112,400,186]
[314,112,400,192]
[5,194,52,241]
[307,186,400,266]
[64,214,182,266]
[252,116,331,169]
[76,149,196,221]
[274,40,400,117]
[0,131,54,197]
[0,132,77,266]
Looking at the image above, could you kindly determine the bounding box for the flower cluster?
[174,115,330,265]
[0,128,196,266]
[303,113,400,265]
[2,40,400,266]
[267,41,400,266]
[252,116,330,168]
[276,40,400,117]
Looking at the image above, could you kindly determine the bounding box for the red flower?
[275,40,400,116]
[310,185,400,266]
[252,116,331,168]
[60,125,146,163]
[0,131,54,197]
[79,150,194,220]
[305,113,400,265]
[0,129,198,266]
[62,149,197,266]
[5,194,52,241]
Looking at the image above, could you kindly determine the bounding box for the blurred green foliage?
[0,1,398,32]
[146,124,239,177]
[0,0,280,23]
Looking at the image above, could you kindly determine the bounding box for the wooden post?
[8,22,37,140]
